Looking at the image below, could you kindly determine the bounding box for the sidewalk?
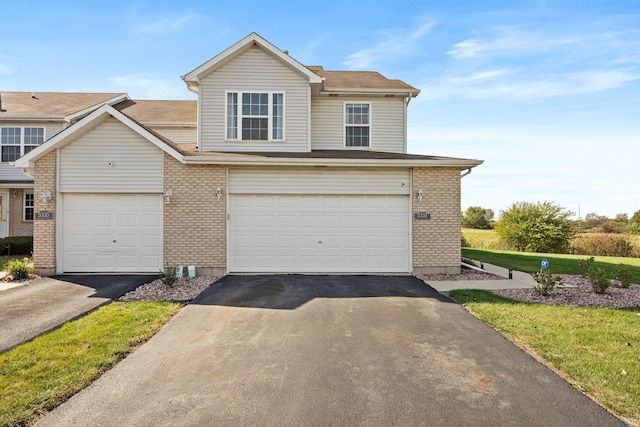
[426,261,538,293]
[0,275,156,353]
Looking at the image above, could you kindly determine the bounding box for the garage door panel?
[62,194,162,273]
[230,195,409,273]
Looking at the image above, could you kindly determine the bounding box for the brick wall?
[9,188,34,237]
[412,167,461,274]
[163,153,227,276]
[33,151,57,275]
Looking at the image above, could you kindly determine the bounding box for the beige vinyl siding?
[199,45,310,152]
[311,96,406,153]
[59,118,163,192]
[229,167,410,195]
[148,126,197,144]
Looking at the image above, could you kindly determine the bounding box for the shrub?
[0,236,33,256]
[461,206,494,229]
[570,234,636,258]
[495,201,576,253]
[531,270,564,296]
[461,234,469,248]
[614,264,633,289]
[159,267,178,287]
[589,267,611,294]
[578,256,595,276]
[629,210,640,234]
[6,257,32,280]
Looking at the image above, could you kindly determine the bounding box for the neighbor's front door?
[0,192,8,238]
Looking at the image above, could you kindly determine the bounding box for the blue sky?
[2,1,639,218]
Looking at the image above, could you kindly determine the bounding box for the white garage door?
[230,195,409,273]
[62,194,163,273]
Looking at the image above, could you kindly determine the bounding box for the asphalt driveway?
[38,275,624,426]
[0,275,156,353]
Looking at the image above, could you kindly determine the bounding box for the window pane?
[242,92,268,117]
[1,127,21,145]
[24,193,34,221]
[227,93,238,139]
[346,127,370,147]
[242,118,268,140]
[1,146,21,162]
[346,103,369,125]
[24,127,44,147]
[272,93,283,140]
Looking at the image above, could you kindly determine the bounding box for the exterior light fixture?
[216,187,222,200]
[40,190,52,205]
[164,190,173,204]
[417,189,423,202]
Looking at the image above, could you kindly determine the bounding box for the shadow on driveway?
[192,274,453,309]
[51,274,158,299]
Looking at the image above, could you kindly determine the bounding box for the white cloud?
[134,10,199,35]
[108,74,188,99]
[418,69,640,100]
[343,19,436,69]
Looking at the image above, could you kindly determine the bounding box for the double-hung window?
[226,92,284,141]
[24,193,35,222]
[345,103,370,147]
[1,127,45,162]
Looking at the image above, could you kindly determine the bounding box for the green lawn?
[0,301,183,427]
[462,248,640,283]
[449,290,640,425]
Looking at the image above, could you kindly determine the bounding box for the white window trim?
[343,102,371,149]
[0,126,46,163]
[23,192,35,222]
[224,91,286,142]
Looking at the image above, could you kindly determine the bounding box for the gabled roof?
[0,92,128,120]
[113,99,197,124]
[306,66,419,95]
[181,32,324,92]
[14,104,185,169]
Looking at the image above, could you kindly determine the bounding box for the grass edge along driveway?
[0,301,184,427]
[449,289,640,426]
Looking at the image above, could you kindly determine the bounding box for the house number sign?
[414,212,431,220]
[36,211,54,220]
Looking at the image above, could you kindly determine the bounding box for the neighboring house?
[14,32,482,276]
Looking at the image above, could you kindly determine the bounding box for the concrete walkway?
[0,275,156,353]
[426,261,539,293]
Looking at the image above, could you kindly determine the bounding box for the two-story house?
[14,33,482,276]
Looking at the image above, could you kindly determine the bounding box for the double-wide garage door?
[230,194,410,273]
[62,194,163,273]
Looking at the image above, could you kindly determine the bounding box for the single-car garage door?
[62,194,163,273]
[230,194,410,273]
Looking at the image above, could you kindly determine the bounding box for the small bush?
[570,234,636,258]
[160,267,178,287]
[461,234,469,248]
[531,270,564,296]
[578,256,595,276]
[0,236,33,256]
[6,257,32,280]
[589,267,611,294]
[614,264,633,289]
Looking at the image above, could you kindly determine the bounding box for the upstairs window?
[345,103,370,147]
[226,92,285,141]
[1,127,45,162]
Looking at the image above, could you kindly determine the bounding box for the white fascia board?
[15,104,185,168]
[0,183,34,188]
[63,94,130,122]
[323,87,421,97]
[183,155,483,169]
[181,32,323,86]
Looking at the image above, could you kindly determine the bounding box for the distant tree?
[583,213,609,231]
[495,201,576,253]
[461,206,494,229]
[614,213,629,223]
[629,210,640,235]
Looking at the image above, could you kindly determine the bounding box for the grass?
[0,301,183,427]
[462,248,640,283]
[449,290,640,425]
[462,228,512,250]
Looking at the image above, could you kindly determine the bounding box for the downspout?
[460,168,472,178]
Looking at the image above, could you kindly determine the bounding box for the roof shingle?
[307,66,418,92]
[0,92,125,117]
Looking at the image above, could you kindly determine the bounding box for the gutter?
[182,155,483,168]
[461,168,472,178]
